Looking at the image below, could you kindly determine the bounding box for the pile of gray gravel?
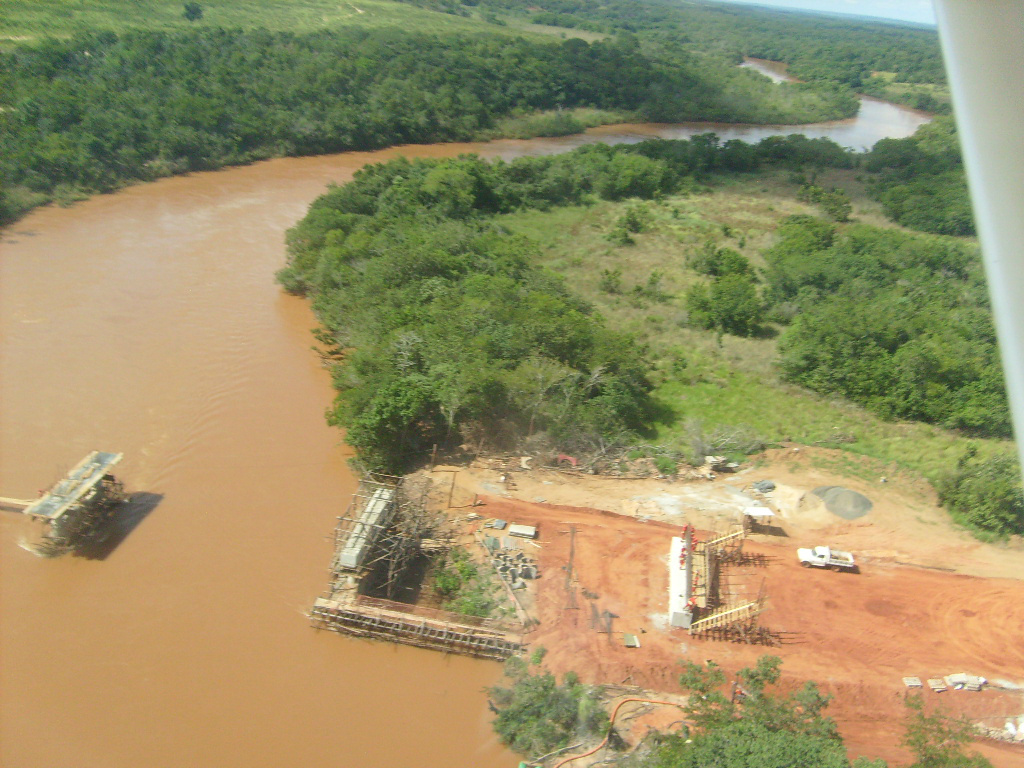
[812,486,873,520]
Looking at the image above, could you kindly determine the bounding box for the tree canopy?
[281,135,866,470]
[0,23,857,224]
[765,216,1009,438]
[865,118,974,236]
[642,657,848,768]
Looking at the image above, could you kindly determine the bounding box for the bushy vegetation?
[463,0,946,89]
[283,151,666,470]
[865,118,973,236]
[0,0,484,37]
[431,547,498,617]
[797,183,852,222]
[633,657,991,768]
[488,0,951,117]
[684,240,764,337]
[0,21,857,224]
[284,131,1016,508]
[938,447,1024,539]
[489,659,607,756]
[686,272,764,337]
[640,657,847,768]
[487,107,628,140]
[281,135,860,470]
[860,74,952,115]
[901,694,993,768]
[490,655,996,766]
[495,161,1019,537]
[766,216,1009,438]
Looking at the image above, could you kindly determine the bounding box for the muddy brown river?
[0,70,929,767]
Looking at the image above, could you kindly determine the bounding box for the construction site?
[310,473,525,660]
[386,446,1024,768]
[0,451,128,556]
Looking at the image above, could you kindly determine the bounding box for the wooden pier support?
[311,594,521,661]
[313,474,525,660]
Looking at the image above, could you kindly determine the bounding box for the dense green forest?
[0,22,858,224]
[767,216,1005,434]
[864,117,973,236]
[413,0,947,94]
[5,0,1013,537]
[281,128,1019,536]
[279,134,858,471]
[0,0,953,225]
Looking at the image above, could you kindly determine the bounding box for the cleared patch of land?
[422,447,1024,766]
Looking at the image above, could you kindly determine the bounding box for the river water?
[0,64,929,768]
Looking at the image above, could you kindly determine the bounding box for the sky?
[708,0,936,26]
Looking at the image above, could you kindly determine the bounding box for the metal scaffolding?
[313,474,522,658]
[4,451,127,557]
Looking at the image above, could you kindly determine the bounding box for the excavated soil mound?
[813,485,873,520]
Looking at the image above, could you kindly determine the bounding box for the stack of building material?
[508,523,537,539]
[491,546,540,591]
[944,673,986,691]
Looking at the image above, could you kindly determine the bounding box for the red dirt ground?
[467,494,1024,766]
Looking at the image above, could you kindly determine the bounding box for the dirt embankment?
[423,446,1024,767]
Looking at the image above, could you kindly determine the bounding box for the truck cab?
[797,545,857,571]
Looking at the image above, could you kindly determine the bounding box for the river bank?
[1,92,931,767]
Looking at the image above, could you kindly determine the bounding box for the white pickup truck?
[797,545,857,571]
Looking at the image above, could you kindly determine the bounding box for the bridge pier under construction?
[1,451,127,556]
[669,522,770,643]
[311,474,523,660]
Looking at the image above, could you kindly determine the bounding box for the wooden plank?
[690,600,759,633]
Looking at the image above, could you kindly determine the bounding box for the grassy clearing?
[498,169,811,360]
[485,108,632,140]
[497,169,1014,484]
[865,72,952,112]
[505,20,607,42]
[0,0,494,39]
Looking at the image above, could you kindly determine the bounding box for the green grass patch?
[505,20,607,42]
[863,72,952,113]
[0,0,494,40]
[431,546,504,619]
[650,369,1010,482]
[498,173,1016,487]
[486,108,631,140]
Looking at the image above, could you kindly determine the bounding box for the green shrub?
[654,455,677,475]
[686,274,764,337]
[937,448,1024,538]
[690,241,752,277]
[431,548,498,617]
[490,665,608,756]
